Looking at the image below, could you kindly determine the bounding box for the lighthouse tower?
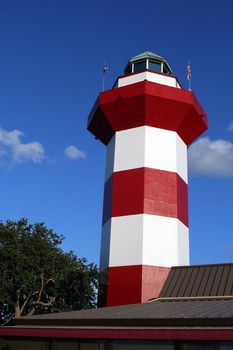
[88,52,208,307]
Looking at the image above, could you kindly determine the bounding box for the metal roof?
[159,263,233,299]
[12,263,233,328]
[13,299,233,327]
[129,51,165,63]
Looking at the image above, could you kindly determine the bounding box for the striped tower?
[88,52,208,307]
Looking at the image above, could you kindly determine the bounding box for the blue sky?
[0,0,233,266]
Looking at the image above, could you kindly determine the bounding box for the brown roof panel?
[169,266,187,297]
[191,266,205,296]
[204,265,218,296]
[183,266,199,297]
[159,267,177,297]
[12,299,233,328]
[224,264,233,295]
[211,265,224,296]
[159,263,233,299]
[198,265,212,296]
[218,264,230,295]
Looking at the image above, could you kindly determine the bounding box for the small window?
[148,60,161,73]
[163,65,170,74]
[112,342,175,350]
[134,61,146,73]
[125,64,132,74]
[1,339,48,350]
[220,342,233,350]
[52,341,103,350]
[181,342,218,350]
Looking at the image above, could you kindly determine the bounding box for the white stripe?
[102,214,189,268]
[105,126,188,183]
[117,71,181,89]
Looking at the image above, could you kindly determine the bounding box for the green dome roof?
[130,51,165,62]
[124,51,172,75]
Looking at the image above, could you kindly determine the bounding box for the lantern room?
[124,51,172,75]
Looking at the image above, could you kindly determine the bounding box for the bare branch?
[44,277,55,285]
[31,289,40,296]
[14,290,21,318]
[27,306,36,316]
[31,299,55,307]
[23,275,56,316]
[20,295,31,315]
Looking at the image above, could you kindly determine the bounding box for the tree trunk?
[14,305,21,318]
[14,289,21,318]
[27,306,36,316]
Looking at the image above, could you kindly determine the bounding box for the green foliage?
[0,218,104,323]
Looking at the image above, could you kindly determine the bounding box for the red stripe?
[107,265,170,306]
[102,168,188,227]
[1,327,233,341]
[88,80,208,146]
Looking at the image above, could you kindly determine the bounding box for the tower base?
[99,265,170,307]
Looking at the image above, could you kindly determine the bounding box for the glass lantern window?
[134,61,146,73]
[163,65,170,74]
[148,60,162,73]
[125,64,132,74]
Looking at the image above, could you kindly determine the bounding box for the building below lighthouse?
[1,51,233,350]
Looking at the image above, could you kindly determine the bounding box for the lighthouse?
[88,51,208,307]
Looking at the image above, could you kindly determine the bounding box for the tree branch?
[31,299,55,307]
[44,278,55,285]
[24,275,56,316]
[20,295,31,315]
[14,289,21,318]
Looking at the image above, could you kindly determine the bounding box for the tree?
[0,218,104,324]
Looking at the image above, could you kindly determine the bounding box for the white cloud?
[0,127,45,164]
[64,145,86,160]
[188,137,233,177]
[227,121,233,132]
[0,146,7,157]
